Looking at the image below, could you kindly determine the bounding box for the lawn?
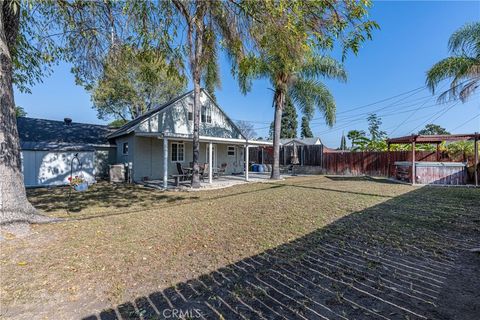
[0,176,479,319]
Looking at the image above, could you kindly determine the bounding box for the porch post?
[208,141,213,184]
[412,139,416,185]
[163,137,168,189]
[245,145,249,181]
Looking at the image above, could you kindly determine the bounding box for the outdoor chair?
[201,163,209,181]
[176,162,192,180]
[217,163,227,176]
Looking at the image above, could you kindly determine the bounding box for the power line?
[335,85,426,115]
[408,101,460,134]
[313,100,462,137]
[310,98,449,127]
[451,114,480,132]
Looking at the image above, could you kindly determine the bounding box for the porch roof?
[135,132,273,146]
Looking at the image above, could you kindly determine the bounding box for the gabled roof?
[108,89,246,140]
[280,137,322,146]
[17,117,115,151]
[107,91,192,139]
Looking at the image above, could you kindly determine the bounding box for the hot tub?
[394,161,467,185]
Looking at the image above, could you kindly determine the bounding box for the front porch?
[139,172,282,191]
[148,133,271,189]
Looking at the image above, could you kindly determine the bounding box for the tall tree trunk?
[0,2,47,224]
[191,71,202,188]
[190,16,204,189]
[271,88,285,180]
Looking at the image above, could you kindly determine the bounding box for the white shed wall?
[21,150,96,187]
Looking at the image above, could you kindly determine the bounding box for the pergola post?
[412,138,416,185]
[387,142,391,178]
[208,141,213,184]
[475,132,478,187]
[163,137,168,189]
[245,145,249,182]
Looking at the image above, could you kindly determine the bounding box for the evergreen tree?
[300,116,313,138]
[269,97,298,139]
[340,133,347,150]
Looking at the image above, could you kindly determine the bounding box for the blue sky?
[15,1,480,148]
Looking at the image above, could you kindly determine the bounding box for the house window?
[188,104,193,121]
[171,142,184,162]
[122,142,129,155]
[201,105,212,123]
[227,146,235,156]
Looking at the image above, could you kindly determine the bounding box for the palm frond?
[459,78,479,102]
[300,56,347,82]
[237,55,271,94]
[448,22,480,57]
[289,77,336,126]
[426,56,478,93]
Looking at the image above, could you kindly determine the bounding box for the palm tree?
[237,1,376,179]
[240,54,346,179]
[426,22,480,102]
[170,0,247,187]
[347,130,366,149]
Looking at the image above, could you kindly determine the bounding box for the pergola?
[386,133,479,186]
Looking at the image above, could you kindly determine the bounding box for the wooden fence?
[321,150,446,177]
[250,146,454,176]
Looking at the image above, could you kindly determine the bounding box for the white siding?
[21,150,96,187]
[131,138,244,181]
[136,92,242,139]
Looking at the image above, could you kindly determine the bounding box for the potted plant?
[68,175,88,192]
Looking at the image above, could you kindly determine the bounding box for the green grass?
[0,176,478,319]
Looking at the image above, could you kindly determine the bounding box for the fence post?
[387,142,390,178]
[412,139,416,185]
[475,132,478,187]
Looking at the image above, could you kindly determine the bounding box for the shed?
[17,117,116,187]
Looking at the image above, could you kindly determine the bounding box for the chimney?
[64,118,72,126]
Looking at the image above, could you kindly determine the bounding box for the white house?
[108,89,271,187]
[17,89,271,188]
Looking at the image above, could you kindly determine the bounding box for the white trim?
[227,145,236,157]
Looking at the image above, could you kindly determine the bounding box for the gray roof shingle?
[17,117,115,151]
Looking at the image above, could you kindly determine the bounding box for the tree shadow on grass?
[26,183,200,213]
[81,186,480,320]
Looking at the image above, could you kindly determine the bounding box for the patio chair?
[217,163,227,176]
[200,163,209,181]
[175,162,191,181]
